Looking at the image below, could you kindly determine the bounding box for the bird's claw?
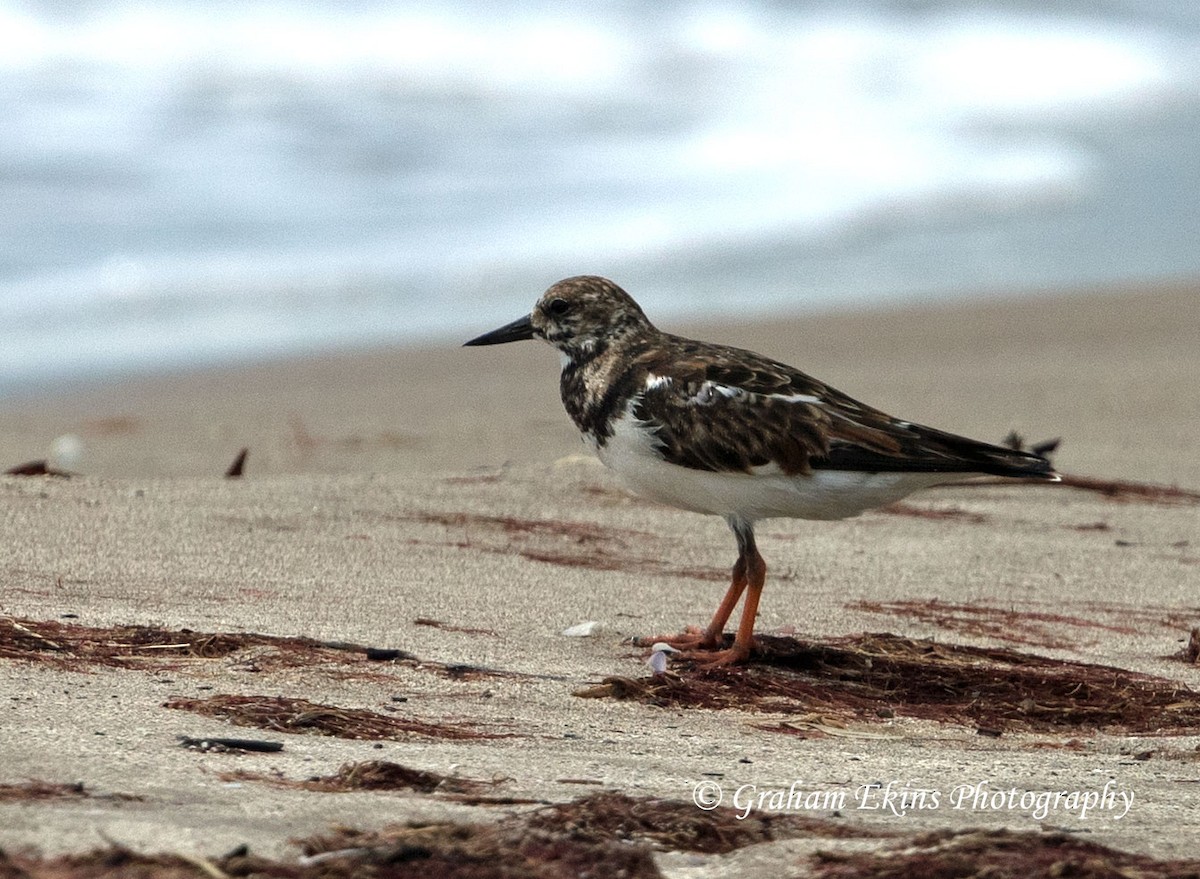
[635,626,718,653]
[678,646,752,666]
[637,629,754,665]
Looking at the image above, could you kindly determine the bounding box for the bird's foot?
[678,643,753,666]
[636,629,755,665]
[635,626,719,653]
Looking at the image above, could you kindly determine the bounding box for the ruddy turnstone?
[465,276,1059,664]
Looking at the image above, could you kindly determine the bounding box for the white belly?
[594,410,953,521]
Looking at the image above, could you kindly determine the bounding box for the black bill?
[463,314,536,346]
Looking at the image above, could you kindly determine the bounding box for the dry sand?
[1,281,1198,876]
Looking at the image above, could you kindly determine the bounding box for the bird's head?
[464,276,653,361]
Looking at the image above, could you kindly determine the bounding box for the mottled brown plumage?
[466,276,1058,664]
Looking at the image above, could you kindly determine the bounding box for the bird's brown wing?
[633,338,1055,479]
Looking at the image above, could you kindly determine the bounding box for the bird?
[464,276,1059,664]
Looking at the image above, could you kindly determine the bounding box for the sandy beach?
[2,281,1199,877]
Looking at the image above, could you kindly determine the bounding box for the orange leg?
[700,553,749,645]
[639,555,747,652]
[638,517,765,664]
[684,536,765,665]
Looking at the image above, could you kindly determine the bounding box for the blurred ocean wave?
[2,1,1198,395]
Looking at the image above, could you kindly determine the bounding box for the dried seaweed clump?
[0,616,358,673]
[582,632,1200,734]
[0,780,142,804]
[165,694,511,741]
[0,781,88,802]
[811,828,1200,879]
[292,821,660,879]
[223,760,491,795]
[525,791,880,855]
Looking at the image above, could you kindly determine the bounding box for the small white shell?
[49,434,84,470]
[561,621,602,637]
[648,651,670,675]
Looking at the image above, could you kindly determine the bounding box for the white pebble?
[561,621,602,637]
[48,434,84,470]
[648,651,670,675]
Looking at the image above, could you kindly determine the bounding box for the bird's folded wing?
[633,352,1052,478]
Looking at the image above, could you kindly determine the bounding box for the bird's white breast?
[594,400,954,521]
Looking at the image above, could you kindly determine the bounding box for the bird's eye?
[547,298,570,316]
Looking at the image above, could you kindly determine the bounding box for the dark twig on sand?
[179,736,284,753]
[4,459,72,477]
[224,448,249,478]
[1182,628,1200,664]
